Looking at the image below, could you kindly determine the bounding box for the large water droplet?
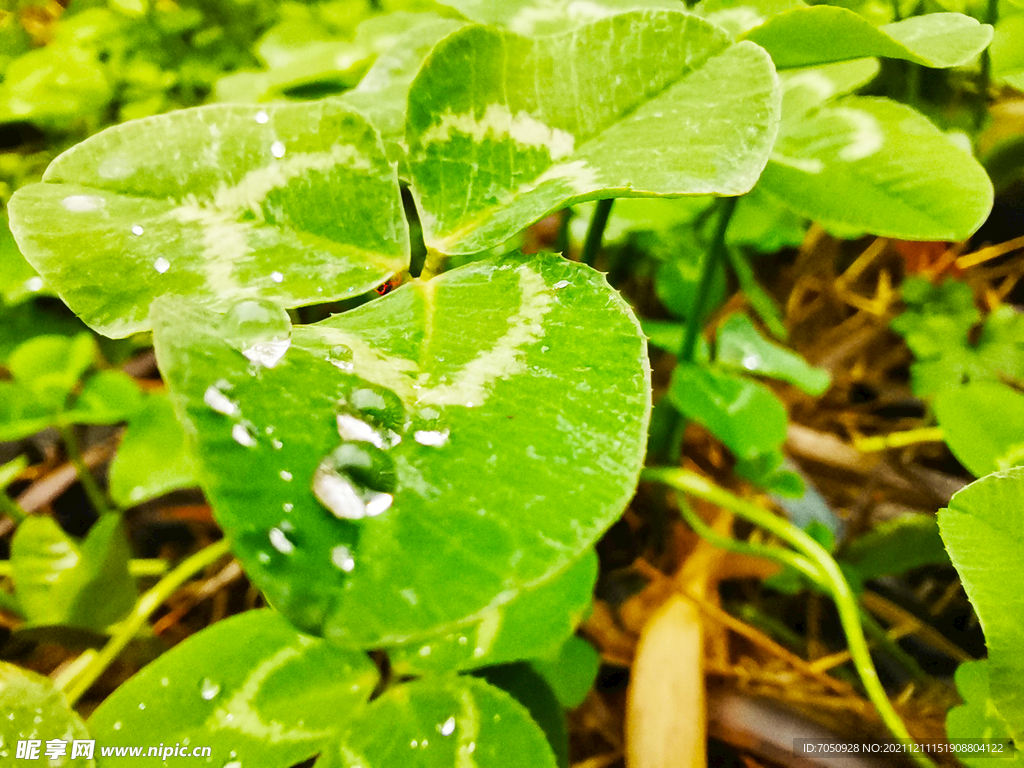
[221,299,292,368]
[271,271,284,283]
[153,257,170,274]
[131,224,144,236]
[255,110,269,124]
[339,381,405,436]
[414,429,449,447]
[271,141,286,158]
[200,678,221,700]
[204,381,238,416]
[328,345,355,372]
[62,195,104,212]
[268,527,294,554]
[232,422,257,447]
[313,469,367,520]
[331,545,355,572]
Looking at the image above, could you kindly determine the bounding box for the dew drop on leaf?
[254,110,269,124]
[279,470,292,481]
[271,141,286,158]
[271,271,284,283]
[131,225,144,236]
[153,257,170,274]
[231,422,257,448]
[414,429,449,447]
[438,716,456,736]
[331,545,355,572]
[220,299,292,369]
[62,194,103,212]
[200,678,221,701]
[553,279,569,290]
[268,527,294,555]
[204,381,238,417]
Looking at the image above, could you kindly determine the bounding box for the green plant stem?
[61,539,231,705]
[58,424,114,516]
[854,427,944,452]
[419,247,449,280]
[580,198,614,267]
[642,467,935,768]
[554,208,572,256]
[0,558,168,578]
[977,0,998,129]
[859,609,930,685]
[656,196,739,463]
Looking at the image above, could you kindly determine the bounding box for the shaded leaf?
[668,363,788,459]
[109,392,200,507]
[841,513,949,581]
[90,609,377,768]
[11,515,135,632]
[947,661,1023,768]
[9,102,409,337]
[0,45,111,130]
[0,662,94,767]
[532,635,601,709]
[407,11,781,254]
[153,252,649,646]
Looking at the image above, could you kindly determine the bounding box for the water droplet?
[257,552,271,564]
[204,381,238,416]
[553,279,570,290]
[224,761,242,768]
[272,438,283,450]
[414,429,449,447]
[741,354,760,370]
[232,423,257,447]
[113,721,122,731]
[138,703,146,710]
[154,257,170,274]
[329,345,355,372]
[418,645,432,657]
[457,635,468,646]
[340,383,405,437]
[62,195,104,212]
[24,276,43,292]
[221,299,292,369]
[131,224,144,236]
[331,545,355,572]
[255,110,269,124]
[438,717,456,736]
[271,141,286,158]
[269,527,294,555]
[200,678,221,700]
[279,470,293,482]
[283,502,293,512]
[161,677,169,687]
[314,471,366,520]
[271,271,284,283]
[411,741,419,749]
[336,413,384,446]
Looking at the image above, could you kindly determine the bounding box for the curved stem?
[62,539,232,706]
[643,467,935,768]
[58,424,114,516]
[581,198,615,267]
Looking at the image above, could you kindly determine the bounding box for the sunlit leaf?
[715,313,830,394]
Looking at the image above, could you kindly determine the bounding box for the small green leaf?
[531,635,601,709]
[935,383,1024,478]
[0,45,111,130]
[407,11,781,254]
[0,213,47,306]
[947,661,1023,767]
[8,333,96,411]
[745,7,993,69]
[716,313,830,395]
[388,550,597,675]
[319,675,558,768]
[0,662,94,767]
[153,252,649,646]
[0,455,28,492]
[476,664,569,768]
[63,370,144,426]
[841,513,949,581]
[760,96,993,241]
[734,450,806,496]
[668,362,789,459]
[989,14,1024,90]
[109,392,200,507]
[11,515,135,632]
[8,102,409,338]
[939,468,1024,743]
[90,610,378,768]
